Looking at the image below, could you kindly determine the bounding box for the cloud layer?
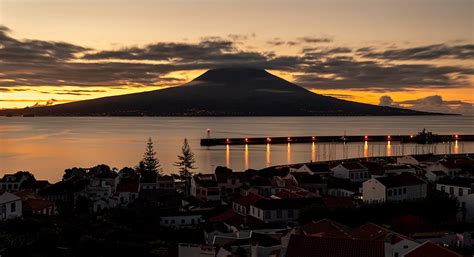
[379,95,474,115]
[0,25,472,102]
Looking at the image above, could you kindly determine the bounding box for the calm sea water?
[1,116,473,182]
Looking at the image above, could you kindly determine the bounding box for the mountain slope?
[2,68,434,116]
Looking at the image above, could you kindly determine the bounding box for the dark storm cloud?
[0,26,89,64]
[0,25,472,92]
[295,57,472,92]
[359,44,474,60]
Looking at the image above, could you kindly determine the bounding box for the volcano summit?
[2,68,432,116]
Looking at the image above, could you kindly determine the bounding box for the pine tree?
[141,137,161,175]
[174,138,196,177]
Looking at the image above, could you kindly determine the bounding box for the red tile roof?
[15,190,54,211]
[352,223,390,241]
[285,235,385,257]
[209,209,242,223]
[375,173,426,188]
[404,241,462,257]
[234,193,265,207]
[274,190,303,199]
[302,219,354,239]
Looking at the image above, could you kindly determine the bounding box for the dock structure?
[200,134,474,146]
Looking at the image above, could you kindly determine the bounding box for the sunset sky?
[0,0,472,113]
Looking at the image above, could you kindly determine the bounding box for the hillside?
[1,68,434,116]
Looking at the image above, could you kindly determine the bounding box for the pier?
[200,133,474,146]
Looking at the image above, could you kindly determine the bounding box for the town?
[1,138,474,257]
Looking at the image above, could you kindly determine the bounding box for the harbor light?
[287,137,291,141]
[387,135,391,140]
[245,138,249,143]
[226,138,230,143]
[267,137,271,142]
[364,135,368,141]
[455,134,459,139]
[312,136,316,141]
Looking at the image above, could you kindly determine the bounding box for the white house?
[427,162,463,177]
[397,154,442,167]
[384,164,417,175]
[190,174,221,202]
[177,243,215,257]
[362,173,427,203]
[115,181,139,206]
[160,212,204,227]
[249,198,323,223]
[436,178,473,198]
[426,170,447,182]
[384,234,420,257]
[436,178,474,222]
[290,163,332,175]
[0,191,22,220]
[331,163,369,182]
[0,172,32,192]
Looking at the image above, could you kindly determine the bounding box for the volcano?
[2,68,433,116]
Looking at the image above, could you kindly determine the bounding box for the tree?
[174,138,197,177]
[141,137,161,175]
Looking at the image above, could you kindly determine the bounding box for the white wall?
[161,214,203,227]
[362,178,386,202]
[0,192,22,220]
[436,183,471,198]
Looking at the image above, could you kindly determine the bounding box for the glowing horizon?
[1,0,472,114]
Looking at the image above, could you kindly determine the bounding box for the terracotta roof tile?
[302,219,354,239]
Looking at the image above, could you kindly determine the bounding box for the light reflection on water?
[1,116,473,182]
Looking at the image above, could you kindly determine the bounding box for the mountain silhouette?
[2,68,434,116]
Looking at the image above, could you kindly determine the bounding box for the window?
[277,210,282,218]
[165,220,169,224]
[288,209,294,218]
[398,188,402,195]
[403,188,407,194]
[469,189,472,194]
[441,186,445,192]
[181,219,185,224]
[459,188,464,196]
[265,211,271,219]
[171,220,175,224]
[231,179,236,185]
[350,173,355,180]
[393,189,398,196]
[388,190,392,196]
[450,187,454,195]
[11,203,16,212]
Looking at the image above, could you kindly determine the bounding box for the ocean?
[1,115,473,182]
